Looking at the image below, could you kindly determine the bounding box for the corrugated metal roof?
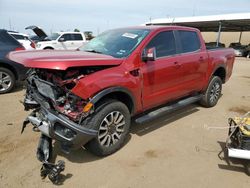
[145,13,250,32]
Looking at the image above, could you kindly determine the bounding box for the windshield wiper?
[85,49,103,54]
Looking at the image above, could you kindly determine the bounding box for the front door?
[58,34,75,50]
[140,30,184,110]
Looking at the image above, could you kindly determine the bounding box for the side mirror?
[58,37,65,42]
[142,47,156,62]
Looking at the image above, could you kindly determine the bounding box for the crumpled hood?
[8,50,124,70]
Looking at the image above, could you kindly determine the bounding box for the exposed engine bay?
[25,66,107,122]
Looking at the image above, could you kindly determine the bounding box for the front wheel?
[84,100,131,156]
[0,67,15,94]
[200,76,222,107]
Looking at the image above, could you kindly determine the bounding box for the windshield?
[47,33,60,40]
[81,28,150,58]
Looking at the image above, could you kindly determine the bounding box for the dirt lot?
[0,58,250,188]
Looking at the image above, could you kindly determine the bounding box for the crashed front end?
[7,49,124,183]
[22,68,99,182]
[24,68,98,150]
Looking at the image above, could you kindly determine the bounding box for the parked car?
[205,42,225,49]
[0,29,27,94]
[35,32,87,50]
[8,31,36,50]
[229,42,248,57]
[26,25,86,50]
[246,44,250,58]
[9,26,235,160]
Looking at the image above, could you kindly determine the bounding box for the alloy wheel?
[209,81,221,104]
[0,71,12,92]
[98,111,125,147]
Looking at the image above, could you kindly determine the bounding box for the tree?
[84,31,95,40]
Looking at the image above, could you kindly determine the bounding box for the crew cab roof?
[57,31,84,34]
[117,25,200,32]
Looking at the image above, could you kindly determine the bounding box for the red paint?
[8,50,123,70]
[8,26,235,115]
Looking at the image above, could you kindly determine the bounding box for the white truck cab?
[36,32,87,50]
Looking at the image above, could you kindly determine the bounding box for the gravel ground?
[0,57,250,188]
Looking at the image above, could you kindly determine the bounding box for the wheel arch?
[89,87,136,115]
[212,66,226,83]
[43,46,54,50]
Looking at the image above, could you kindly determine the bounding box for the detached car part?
[226,112,250,175]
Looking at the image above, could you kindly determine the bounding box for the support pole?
[216,22,222,47]
[239,31,242,43]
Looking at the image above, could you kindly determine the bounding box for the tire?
[246,163,250,176]
[0,67,15,94]
[247,52,250,59]
[84,100,131,156]
[200,76,222,107]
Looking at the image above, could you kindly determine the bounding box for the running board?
[135,95,202,124]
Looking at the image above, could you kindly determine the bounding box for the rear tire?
[0,67,15,94]
[200,76,222,107]
[84,100,131,156]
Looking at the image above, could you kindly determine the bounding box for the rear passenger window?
[146,31,176,58]
[178,31,201,53]
[73,34,83,40]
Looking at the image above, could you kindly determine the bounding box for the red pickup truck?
[9,26,235,158]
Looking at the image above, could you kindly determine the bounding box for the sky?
[0,0,250,35]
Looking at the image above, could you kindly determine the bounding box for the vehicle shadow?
[50,104,199,167]
[217,141,249,175]
[130,104,200,136]
[12,81,26,93]
[51,134,132,164]
[52,104,199,164]
[49,104,200,185]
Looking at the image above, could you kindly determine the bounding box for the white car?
[8,31,36,50]
[35,32,87,50]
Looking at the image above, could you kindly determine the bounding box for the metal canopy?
[145,13,250,32]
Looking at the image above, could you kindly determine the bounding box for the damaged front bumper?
[23,81,97,153]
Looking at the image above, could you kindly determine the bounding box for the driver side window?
[60,34,72,41]
[146,31,176,58]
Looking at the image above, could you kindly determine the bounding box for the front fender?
[71,65,142,112]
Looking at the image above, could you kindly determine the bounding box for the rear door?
[71,34,85,49]
[175,30,208,93]
[140,30,184,109]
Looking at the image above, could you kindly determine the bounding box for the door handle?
[173,61,181,68]
[199,57,204,62]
